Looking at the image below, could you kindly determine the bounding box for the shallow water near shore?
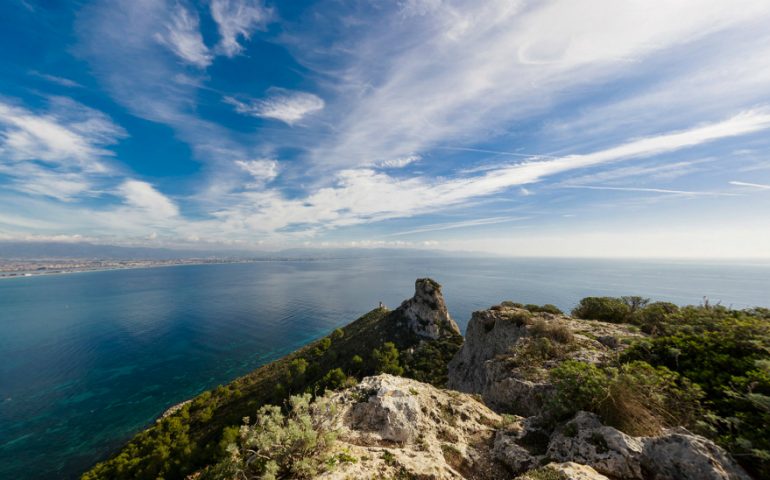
[1,256,768,479]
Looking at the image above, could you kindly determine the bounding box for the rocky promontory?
[86,279,766,480]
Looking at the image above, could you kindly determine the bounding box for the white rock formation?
[395,278,461,340]
[316,374,508,479]
[447,305,640,415]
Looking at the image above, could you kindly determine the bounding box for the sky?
[1,0,770,258]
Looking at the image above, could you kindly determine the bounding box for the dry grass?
[530,319,574,344]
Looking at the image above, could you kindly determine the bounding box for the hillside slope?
[82,279,462,480]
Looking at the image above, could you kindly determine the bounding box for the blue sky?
[1,0,770,257]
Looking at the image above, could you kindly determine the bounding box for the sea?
[1,256,768,479]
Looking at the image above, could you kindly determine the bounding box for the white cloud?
[210,0,272,57]
[155,3,212,67]
[378,154,421,168]
[563,185,739,196]
[118,180,180,219]
[291,0,770,169]
[236,158,279,184]
[388,216,528,236]
[208,109,770,237]
[0,97,127,202]
[29,71,82,88]
[729,181,770,190]
[226,89,325,125]
[0,97,124,170]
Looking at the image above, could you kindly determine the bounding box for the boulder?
[493,429,536,473]
[641,428,752,480]
[547,411,644,479]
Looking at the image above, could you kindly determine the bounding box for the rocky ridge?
[305,291,752,480]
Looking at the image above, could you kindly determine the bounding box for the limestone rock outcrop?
[547,411,645,479]
[447,304,641,415]
[640,428,752,480]
[316,374,507,479]
[544,412,751,480]
[395,278,461,340]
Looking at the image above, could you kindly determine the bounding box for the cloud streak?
[226,89,325,125]
[729,181,770,190]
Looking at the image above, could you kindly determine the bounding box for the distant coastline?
[0,257,329,280]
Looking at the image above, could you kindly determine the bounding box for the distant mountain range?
[0,241,486,260]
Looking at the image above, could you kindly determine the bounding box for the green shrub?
[519,465,569,480]
[525,304,564,315]
[318,367,352,391]
[622,305,770,476]
[635,302,679,334]
[371,342,404,376]
[203,394,336,480]
[572,297,631,323]
[547,360,702,436]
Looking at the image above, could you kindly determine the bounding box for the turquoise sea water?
[1,257,769,479]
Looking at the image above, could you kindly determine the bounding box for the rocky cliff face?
[395,278,461,340]
[306,374,749,480]
[448,304,642,415]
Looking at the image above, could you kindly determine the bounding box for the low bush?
[572,297,632,323]
[202,394,336,480]
[547,360,703,436]
[530,319,574,344]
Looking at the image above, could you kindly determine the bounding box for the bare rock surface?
[317,374,508,479]
[544,412,752,480]
[395,278,461,340]
[447,305,641,415]
[547,411,644,479]
[640,428,752,480]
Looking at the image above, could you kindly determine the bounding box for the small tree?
[572,297,631,323]
[371,342,404,376]
[205,394,336,480]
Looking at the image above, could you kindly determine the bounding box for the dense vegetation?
[569,298,770,477]
[199,394,341,480]
[82,307,461,480]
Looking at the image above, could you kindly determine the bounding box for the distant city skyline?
[1,0,770,257]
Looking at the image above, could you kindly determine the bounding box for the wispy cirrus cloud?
[210,0,272,57]
[563,185,740,197]
[29,71,82,88]
[292,0,770,170]
[225,89,325,125]
[388,216,529,236]
[155,2,212,67]
[0,96,124,171]
[205,109,770,237]
[729,181,770,190]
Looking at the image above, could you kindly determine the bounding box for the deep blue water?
[1,257,769,479]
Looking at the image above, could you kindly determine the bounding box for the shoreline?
[0,257,337,280]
